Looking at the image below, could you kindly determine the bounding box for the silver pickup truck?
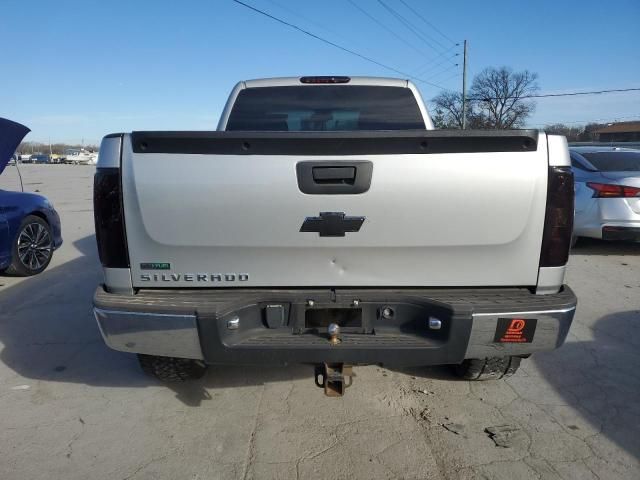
[93,76,577,395]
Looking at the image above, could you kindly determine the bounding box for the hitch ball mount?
[315,363,354,397]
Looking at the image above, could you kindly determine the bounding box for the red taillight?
[540,167,574,267]
[587,182,640,198]
[300,76,351,84]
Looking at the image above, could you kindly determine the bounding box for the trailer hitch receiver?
[315,363,354,397]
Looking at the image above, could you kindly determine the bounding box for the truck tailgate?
[121,131,548,288]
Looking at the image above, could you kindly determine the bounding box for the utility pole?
[462,39,468,130]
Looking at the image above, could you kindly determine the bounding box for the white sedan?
[570,147,640,243]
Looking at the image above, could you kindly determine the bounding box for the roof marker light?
[300,76,351,84]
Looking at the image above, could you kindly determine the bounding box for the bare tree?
[470,67,539,129]
[431,91,465,129]
[431,91,483,129]
[544,123,583,142]
[17,141,99,155]
[578,123,607,142]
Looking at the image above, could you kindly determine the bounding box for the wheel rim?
[17,222,52,271]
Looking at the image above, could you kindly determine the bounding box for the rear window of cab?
[226,85,425,131]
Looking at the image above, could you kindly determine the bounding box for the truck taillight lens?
[587,182,640,198]
[540,166,574,267]
[94,168,129,268]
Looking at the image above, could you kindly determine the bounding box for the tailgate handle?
[297,161,373,195]
[312,166,356,184]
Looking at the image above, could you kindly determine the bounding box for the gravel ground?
[1,165,638,480]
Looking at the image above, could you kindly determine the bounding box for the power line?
[423,62,459,82]
[377,0,450,55]
[530,115,640,127]
[397,0,457,46]
[469,87,640,101]
[346,0,432,58]
[265,0,355,43]
[527,87,640,99]
[344,1,460,79]
[439,72,462,84]
[413,44,460,73]
[416,52,459,77]
[231,0,449,90]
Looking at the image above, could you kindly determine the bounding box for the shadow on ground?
[0,235,310,399]
[534,310,640,460]
[392,364,459,381]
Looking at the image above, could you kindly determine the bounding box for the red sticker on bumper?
[494,318,537,343]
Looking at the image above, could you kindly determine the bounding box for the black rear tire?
[5,215,54,276]
[454,356,521,381]
[138,354,207,382]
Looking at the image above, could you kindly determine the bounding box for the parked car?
[92,76,576,395]
[570,146,640,243]
[29,154,51,164]
[64,148,94,165]
[0,118,63,275]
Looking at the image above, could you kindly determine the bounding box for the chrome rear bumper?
[94,308,203,359]
[94,286,577,365]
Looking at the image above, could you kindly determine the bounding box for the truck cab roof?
[242,76,411,88]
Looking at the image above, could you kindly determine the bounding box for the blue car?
[1,118,62,276]
[29,154,51,164]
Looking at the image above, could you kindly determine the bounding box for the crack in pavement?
[241,384,266,480]
[120,453,171,480]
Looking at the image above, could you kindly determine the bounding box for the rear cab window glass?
[226,85,425,131]
[581,151,640,172]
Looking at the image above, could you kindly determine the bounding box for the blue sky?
[2,0,639,144]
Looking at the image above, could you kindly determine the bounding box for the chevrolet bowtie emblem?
[300,212,365,237]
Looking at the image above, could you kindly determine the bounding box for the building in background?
[595,121,640,142]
